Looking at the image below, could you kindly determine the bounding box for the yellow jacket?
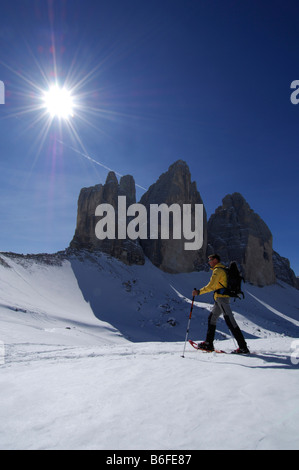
[199,263,229,299]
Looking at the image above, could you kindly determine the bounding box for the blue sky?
[0,0,298,275]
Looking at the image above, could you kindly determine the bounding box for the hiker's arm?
[199,269,221,295]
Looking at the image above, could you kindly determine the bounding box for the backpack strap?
[214,267,229,296]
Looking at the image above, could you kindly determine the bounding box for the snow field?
[0,252,299,450]
[0,339,299,450]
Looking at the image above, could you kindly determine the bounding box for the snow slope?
[0,251,299,450]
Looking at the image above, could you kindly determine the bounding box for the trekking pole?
[181,290,196,358]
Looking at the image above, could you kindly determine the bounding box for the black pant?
[206,297,247,349]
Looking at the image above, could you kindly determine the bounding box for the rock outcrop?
[139,160,207,273]
[207,193,276,286]
[272,251,298,288]
[71,160,207,273]
[70,172,145,265]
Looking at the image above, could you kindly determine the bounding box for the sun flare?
[43,85,74,119]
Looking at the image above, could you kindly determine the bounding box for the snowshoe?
[189,340,226,354]
[231,347,250,355]
[197,341,215,352]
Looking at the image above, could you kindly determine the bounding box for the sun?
[43,85,74,120]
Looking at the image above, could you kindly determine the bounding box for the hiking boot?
[231,347,250,355]
[197,341,214,352]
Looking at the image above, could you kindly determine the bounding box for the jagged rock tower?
[139,160,207,273]
[207,192,276,286]
[70,172,145,265]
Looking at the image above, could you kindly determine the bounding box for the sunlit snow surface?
[0,251,298,450]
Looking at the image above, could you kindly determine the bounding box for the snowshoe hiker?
[192,254,250,355]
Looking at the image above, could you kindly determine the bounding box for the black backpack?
[216,262,245,300]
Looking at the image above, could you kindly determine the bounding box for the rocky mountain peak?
[70,172,144,265]
[139,160,207,273]
[141,160,198,206]
[208,192,275,286]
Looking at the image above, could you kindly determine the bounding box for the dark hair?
[208,253,221,262]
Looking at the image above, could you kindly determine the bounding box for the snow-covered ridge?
[1,249,298,344]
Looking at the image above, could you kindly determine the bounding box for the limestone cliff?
[139,160,207,273]
[207,193,276,286]
[70,172,145,265]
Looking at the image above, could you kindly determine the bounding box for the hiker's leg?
[205,300,222,345]
[219,298,248,349]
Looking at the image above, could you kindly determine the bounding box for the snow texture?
[0,251,298,450]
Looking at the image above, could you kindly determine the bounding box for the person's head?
[208,254,220,268]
